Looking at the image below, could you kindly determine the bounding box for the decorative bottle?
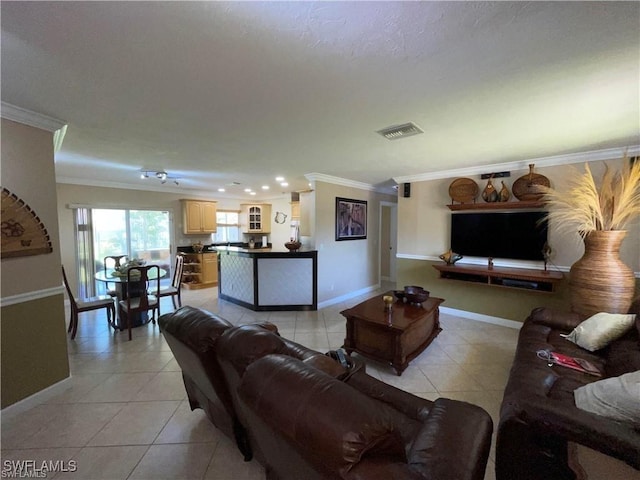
[482,178,499,202]
[499,181,511,202]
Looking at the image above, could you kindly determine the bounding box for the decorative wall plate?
[449,178,479,204]
[1,187,52,259]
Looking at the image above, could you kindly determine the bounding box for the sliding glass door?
[87,209,172,295]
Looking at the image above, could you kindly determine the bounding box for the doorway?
[379,202,397,283]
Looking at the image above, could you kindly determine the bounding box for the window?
[212,210,241,243]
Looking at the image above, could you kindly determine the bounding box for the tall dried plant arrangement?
[539,154,640,237]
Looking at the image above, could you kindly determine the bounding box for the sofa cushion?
[158,306,233,353]
[604,320,640,377]
[574,371,640,424]
[217,324,321,376]
[561,312,637,352]
[238,354,407,476]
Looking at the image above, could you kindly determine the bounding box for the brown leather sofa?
[160,306,493,480]
[496,301,640,480]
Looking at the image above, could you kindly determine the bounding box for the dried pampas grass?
[539,154,640,237]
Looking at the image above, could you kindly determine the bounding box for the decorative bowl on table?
[112,259,146,276]
[393,290,406,301]
[403,285,430,305]
[284,241,302,252]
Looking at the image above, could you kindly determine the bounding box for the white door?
[380,202,397,282]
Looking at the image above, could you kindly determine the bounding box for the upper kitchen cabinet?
[241,204,271,233]
[291,201,300,221]
[181,200,217,234]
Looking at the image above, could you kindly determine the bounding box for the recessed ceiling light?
[262,185,269,190]
[275,176,285,182]
[280,182,289,187]
[244,188,252,192]
[250,191,257,196]
[218,188,225,192]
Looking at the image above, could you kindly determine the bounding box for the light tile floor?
[2,285,520,480]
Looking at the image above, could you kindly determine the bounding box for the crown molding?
[53,124,68,152]
[305,172,377,192]
[1,102,67,133]
[393,145,640,184]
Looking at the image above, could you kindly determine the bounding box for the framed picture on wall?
[335,197,367,241]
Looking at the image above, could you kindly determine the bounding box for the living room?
[1,2,639,479]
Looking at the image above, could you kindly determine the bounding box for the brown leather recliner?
[161,307,494,479]
[214,323,352,464]
[237,353,493,480]
[158,306,249,455]
[216,321,492,480]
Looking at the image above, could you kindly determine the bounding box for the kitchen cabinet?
[291,201,300,220]
[241,204,271,233]
[182,200,217,234]
[181,252,218,289]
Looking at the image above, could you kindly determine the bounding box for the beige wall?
[311,181,396,303]
[397,157,640,321]
[380,206,391,278]
[57,181,398,305]
[57,185,294,294]
[1,118,69,408]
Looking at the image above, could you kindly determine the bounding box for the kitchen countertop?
[214,245,315,255]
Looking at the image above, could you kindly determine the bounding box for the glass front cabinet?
[241,204,271,233]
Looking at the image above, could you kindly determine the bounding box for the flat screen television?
[450,211,548,261]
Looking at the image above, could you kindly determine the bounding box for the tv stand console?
[432,263,562,293]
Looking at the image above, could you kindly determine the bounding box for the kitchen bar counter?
[216,246,317,311]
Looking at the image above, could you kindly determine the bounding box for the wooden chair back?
[62,265,115,340]
[61,265,79,311]
[125,265,160,311]
[104,255,128,271]
[171,255,185,289]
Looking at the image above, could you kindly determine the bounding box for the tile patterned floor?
[2,285,520,479]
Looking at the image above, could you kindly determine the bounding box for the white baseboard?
[1,375,73,420]
[440,306,523,330]
[318,283,381,309]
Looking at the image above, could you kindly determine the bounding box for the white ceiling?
[2,1,639,199]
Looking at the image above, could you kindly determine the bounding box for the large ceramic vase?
[569,230,635,316]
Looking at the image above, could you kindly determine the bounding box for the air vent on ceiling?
[377,122,424,140]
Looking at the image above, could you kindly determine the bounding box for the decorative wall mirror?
[274,211,287,224]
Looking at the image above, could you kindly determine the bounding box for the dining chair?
[103,255,128,297]
[118,265,160,340]
[158,254,184,310]
[62,265,115,340]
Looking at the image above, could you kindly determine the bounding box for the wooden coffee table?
[341,292,443,375]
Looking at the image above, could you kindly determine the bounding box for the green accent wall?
[397,259,573,322]
[398,259,640,322]
[1,294,69,408]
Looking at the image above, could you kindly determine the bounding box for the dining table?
[95,266,166,330]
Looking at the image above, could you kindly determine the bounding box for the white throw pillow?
[574,371,640,424]
[561,312,636,352]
